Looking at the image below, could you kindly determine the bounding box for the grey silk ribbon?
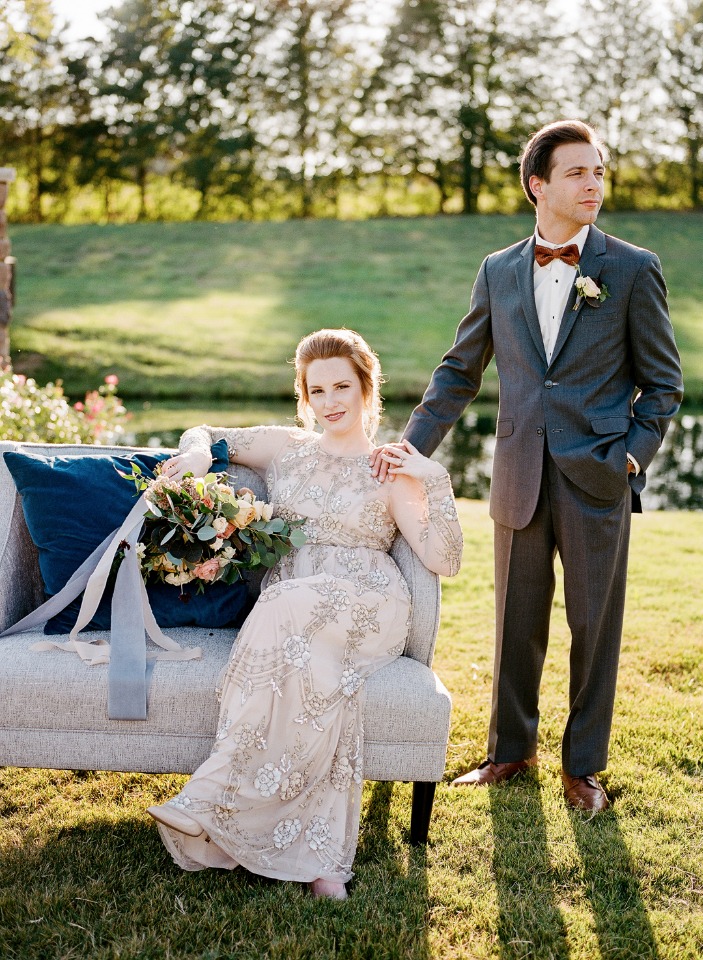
[0,493,201,720]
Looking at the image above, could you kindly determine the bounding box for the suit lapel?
[515,236,548,365]
[548,225,607,368]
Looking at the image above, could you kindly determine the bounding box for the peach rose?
[231,500,257,528]
[192,557,221,582]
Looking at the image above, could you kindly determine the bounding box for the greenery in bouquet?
[0,370,128,444]
[124,467,306,591]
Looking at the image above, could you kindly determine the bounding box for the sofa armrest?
[0,472,45,631]
[390,535,441,668]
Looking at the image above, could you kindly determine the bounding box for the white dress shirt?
[532,224,589,364]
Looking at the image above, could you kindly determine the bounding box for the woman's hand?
[378,439,446,482]
[159,450,212,481]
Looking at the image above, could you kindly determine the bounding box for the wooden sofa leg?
[410,781,437,846]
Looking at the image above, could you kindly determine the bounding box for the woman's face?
[305,356,366,437]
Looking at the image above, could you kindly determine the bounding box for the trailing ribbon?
[0,493,201,720]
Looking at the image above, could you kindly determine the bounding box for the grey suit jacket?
[404,225,684,530]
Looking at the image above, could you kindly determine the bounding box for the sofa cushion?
[3,441,250,632]
[0,628,450,780]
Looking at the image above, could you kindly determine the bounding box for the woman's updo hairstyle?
[294,328,384,439]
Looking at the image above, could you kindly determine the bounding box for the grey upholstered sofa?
[0,440,452,844]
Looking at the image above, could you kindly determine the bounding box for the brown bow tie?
[534,243,580,268]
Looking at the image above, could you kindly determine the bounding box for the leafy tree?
[0,0,73,221]
[366,0,549,214]
[94,0,178,220]
[257,0,360,218]
[163,0,269,218]
[663,0,703,208]
[562,0,665,209]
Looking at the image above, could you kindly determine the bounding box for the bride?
[147,328,463,899]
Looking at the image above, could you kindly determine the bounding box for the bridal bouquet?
[121,466,306,592]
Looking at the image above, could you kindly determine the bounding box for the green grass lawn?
[1,503,701,959]
[9,212,703,404]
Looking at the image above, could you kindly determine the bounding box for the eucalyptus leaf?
[197,525,217,541]
[182,541,205,563]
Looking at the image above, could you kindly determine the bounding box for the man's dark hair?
[520,120,607,206]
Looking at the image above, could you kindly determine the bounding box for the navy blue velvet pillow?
[3,441,251,633]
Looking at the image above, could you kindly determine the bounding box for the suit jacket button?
[537,427,544,436]
[544,379,554,388]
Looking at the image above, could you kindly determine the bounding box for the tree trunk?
[461,134,477,215]
[137,166,148,221]
[688,134,702,209]
[31,130,44,223]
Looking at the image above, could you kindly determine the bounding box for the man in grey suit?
[374,120,683,811]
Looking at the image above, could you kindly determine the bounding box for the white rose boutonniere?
[573,266,611,310]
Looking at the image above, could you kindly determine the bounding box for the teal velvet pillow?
[3,441,251,633]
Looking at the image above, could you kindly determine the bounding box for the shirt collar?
[534,224,590,253]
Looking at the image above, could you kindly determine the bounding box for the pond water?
[127,404,703,512]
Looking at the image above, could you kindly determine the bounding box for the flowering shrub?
[0,370,128,444]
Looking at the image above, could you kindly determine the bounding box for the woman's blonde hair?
[294,328,384,439]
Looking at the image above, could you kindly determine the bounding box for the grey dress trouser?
[488,449,631,776]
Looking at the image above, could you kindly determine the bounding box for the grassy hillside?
[9,212,703,404]
[0,504,701,959]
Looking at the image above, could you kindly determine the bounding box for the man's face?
[529,141,605,241]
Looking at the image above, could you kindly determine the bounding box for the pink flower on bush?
[74,401,85,411]
[104,374,119,386]
[192,558,221,582]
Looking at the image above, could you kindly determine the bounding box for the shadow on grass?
[353,780,431,960]
[0,781,430,960]
[489,778,661,960]
[489,778,570,960]
[568,809,661,960]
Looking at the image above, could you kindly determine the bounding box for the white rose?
[165,571,192,586]
[212,516,228,534]
[262,503,274,521]
[212,537,224,551]
[577,275,601,298]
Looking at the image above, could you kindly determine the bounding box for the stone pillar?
[0,167,16,370]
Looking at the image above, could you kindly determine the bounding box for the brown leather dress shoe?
[561,771,610,812]
[452,757,537,787]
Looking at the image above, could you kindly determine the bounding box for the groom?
[376,120,683,811]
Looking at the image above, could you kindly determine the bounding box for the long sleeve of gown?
[179,425,294,473]
[391,471,463,578]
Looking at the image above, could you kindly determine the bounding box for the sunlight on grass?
[1,502,701,958]
[12,213,701,403]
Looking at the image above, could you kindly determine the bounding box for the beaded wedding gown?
[155,426,462,883]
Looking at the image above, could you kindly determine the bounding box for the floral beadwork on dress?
[154,425,462,883]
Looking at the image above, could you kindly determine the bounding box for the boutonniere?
[573,266,610,310]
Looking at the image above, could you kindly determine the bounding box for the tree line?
[1,0,702,223]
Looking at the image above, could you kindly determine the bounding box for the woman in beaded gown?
[147,329,463,899]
